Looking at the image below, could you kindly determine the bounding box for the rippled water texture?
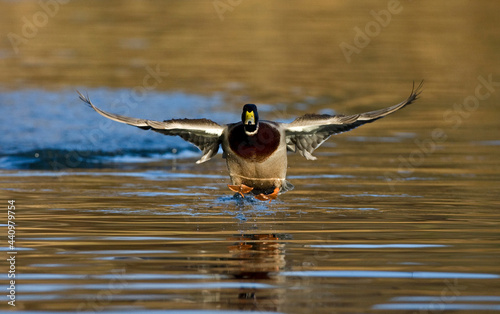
[1,1,500,313]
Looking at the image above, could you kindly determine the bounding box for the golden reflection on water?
[3,147,499,312]
[1,1,499,102]
[1,0,500,312]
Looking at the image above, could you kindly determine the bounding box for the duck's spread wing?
[78,91,224,164]
[284,81,423,160]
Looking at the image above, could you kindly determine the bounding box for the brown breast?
[228,122,280,162]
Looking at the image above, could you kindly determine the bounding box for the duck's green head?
[242,104,259,135]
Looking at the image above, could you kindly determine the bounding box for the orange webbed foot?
[254,187,280,203]
[228,184,254,197]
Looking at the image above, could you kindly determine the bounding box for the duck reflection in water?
[228,233,287,279]
[226,233,289,311]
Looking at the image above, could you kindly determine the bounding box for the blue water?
[0,89,237,169]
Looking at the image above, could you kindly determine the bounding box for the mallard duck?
[78,81,422,202]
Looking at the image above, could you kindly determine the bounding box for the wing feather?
[78,91,224,164]
[285,81,423,160]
